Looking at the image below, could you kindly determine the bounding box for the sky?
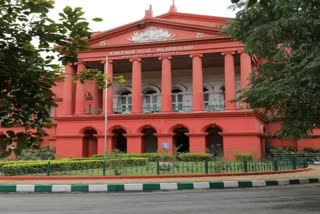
[51,0,237,32]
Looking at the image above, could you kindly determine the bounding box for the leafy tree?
[0,0,104,158]
[225,0,320,139]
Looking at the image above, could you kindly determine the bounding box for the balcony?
[204,104,225,112]
[172,105,192,112]
[111,92,225,114]
[143,105,161,113]
[113,107,132,114]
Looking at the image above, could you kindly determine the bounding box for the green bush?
[16,147,56,160]
[106,158,148,167]
[269,146,297,154]
[303,147,320,153]
[234,153,253,161]
[176,153,212,162]
[0,158,148,176]
[92,153,173,162]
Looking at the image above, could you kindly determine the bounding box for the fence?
[0,159,308,177]
[267,153,320,162]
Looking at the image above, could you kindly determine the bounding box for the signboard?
[161,142,171,150]
[109,45,194,57]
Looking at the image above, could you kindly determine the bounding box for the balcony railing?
[204,104,225,112]
[172,105,192,112]
[82,104,225,115]
[111,93,225,114]
[113,107,132,114]
[143,106,161,113]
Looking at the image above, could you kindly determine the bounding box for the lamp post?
[103,56,109,176]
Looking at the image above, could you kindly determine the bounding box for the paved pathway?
[0,184,319,214]
[0,165,319,184]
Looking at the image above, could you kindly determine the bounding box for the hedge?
[176,153,212,162]
[234,153,253,161]
[92,153,173,162]
[0,158,148,176]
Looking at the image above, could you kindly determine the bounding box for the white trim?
[142,85,161,94]
[16,185,35,192]
[193,182,210,189]
[160,183,178,190]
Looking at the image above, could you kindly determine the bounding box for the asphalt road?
[0,184,319,214]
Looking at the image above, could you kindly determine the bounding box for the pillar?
[156,134,174,154]
[223,52,236,110]
[102,60,113,114]
[191,54,204,111]
[126,134,143,153]
[91,81,100,113]
[97,134,113,154]
[240,52,252,90]
[160,56,172,112]
[62,64,75,115]
[187,133,206,153]
[240,52,252,109]
[74,62,86,115]
[131,58,142,113]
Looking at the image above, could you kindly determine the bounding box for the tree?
[225,0,320,139]
[0,0,104,158]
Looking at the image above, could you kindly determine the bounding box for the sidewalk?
[0,165,319,185]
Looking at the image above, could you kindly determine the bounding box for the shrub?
[176,153,212,162]
[92,153,173,162]
[106,158,148,167]
[0,158,148,176]
[269,146,297,154]
[234,153,253,161]
[303,147,320,153]
[16,147,56,160]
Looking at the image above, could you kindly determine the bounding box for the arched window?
[172,89,183,112]
[219,86,225,110]
[203,88,209,108]
[116,90,132,114]
[143,89,160,113]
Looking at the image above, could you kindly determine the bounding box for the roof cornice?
[88,18,222,45]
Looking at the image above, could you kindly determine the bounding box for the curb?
[0,178,319,193]
[0,168,311,180]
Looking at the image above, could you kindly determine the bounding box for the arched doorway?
[112,128,127,153]
[82,128,98,157]
[142,128,157,153]
[206,127,223,157]
[173,127,189,153]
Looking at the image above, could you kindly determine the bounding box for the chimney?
[169,0,177,13]
[144,5,153,19]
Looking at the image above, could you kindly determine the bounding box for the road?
[0,184,319,214]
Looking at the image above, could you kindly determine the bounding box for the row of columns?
[62,52,252,115]
[98,133,208,154]
[96,131,262,160]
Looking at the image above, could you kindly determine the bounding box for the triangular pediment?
[89,18,227,48]
[157,12,230,28]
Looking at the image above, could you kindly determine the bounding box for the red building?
[17,4,320,159]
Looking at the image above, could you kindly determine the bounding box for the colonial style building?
[43,4,319,159]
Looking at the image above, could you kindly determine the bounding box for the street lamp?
[103,56,109,175]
